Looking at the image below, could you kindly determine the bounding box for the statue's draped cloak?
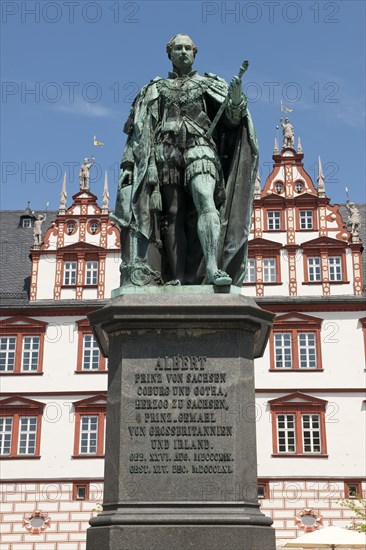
[112,73,258,286]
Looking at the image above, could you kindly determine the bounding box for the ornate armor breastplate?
[157,76,208,106]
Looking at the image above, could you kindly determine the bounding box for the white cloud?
[53,98,113,118]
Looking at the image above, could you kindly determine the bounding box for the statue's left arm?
[224,75,247,127]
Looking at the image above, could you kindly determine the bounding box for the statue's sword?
[206,59,249,140]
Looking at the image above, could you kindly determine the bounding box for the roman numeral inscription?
[127,356,234,476]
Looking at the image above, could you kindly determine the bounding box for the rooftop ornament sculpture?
[79,157,95,190]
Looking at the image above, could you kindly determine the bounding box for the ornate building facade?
[0,133,365,549]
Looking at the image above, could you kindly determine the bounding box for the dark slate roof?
[0,210,57,301]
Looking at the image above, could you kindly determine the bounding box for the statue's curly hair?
[166,34,198,59]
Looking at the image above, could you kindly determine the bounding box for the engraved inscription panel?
[118,329,249,502]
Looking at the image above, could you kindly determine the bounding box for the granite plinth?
[86,290,276,550]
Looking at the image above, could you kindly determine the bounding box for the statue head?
[84,157,89,163]
[285,118,289,123]
[166,34,197,72]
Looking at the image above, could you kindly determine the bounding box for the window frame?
[22,218,32,228]
[299,210,314,230]
[269,393,328,457]
[243,258,256,283]
[257,480,270,500]
[0,396,44,458]
[307,256,321,282]
[76,319,107,373]
[63,260,77,286]
[73,394,107,458]
[73,482,90,501]
[266,210,282,231]
[244,239,283,286]
[269,313,323,371]
[295,202,318,232]
[344,480,363,499]
[263,257,278,283]
[328,256,342,281]
[85,261,99,286]
[302,239,348,284]
[0,317,47,375]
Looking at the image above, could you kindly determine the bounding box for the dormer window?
[295,182,304,193]
[67,222,76,235]
[275,182,283,194]
[22,218,32,228]
[88,220,100,235]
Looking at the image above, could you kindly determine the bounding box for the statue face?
[170,35,195,71]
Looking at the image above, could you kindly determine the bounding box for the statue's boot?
[211,270,232,286]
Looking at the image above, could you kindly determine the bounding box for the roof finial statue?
[33,213,46,247]
[254,171,261,200]
[280,116,294,148]
[102,171,110,214]
[317,156,326,198]
[59,173,67,214]
[346,199,361,243]
[79,157,95,190]
[297,136,303,154]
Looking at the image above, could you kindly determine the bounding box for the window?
[0,396,44,458]
[302,237,348,284]
[300,210,313,230]
[73,395,107,458]
[275,182,283,194]
[344,481,362,499]
[85,261,98,285]
[308,257,321,281]
[80,415,99,454]
[257,482,269,499]
[67,222,76,235]
[329,256,342,281]
[22,336,40,371]
[268,211,281,231]
[246,240,282,286]
[269,393,328,456]
[274,333,292,369]
[18,416,38,454]
[277,414,296,452]
[76,319,106,372]
[302,414,321,453]
[0,336,16,372]
[270,313,322,371]
[22,218,32,228]
[298,333,317,369]
[295,509,323,533]
[0,317,47,374]
[243,258,256,283]
[0,417,12,454]
[295,182,304,193]
[82,334,100,370]
[90,222,99,234]
[64,261,77,285]
[263,258,276,283]
[73,482,90,501]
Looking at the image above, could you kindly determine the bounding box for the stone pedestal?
[86,289,276,550]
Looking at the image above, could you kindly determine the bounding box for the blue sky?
[1,0,365,211]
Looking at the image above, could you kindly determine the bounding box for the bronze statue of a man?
[111,34,258,288]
